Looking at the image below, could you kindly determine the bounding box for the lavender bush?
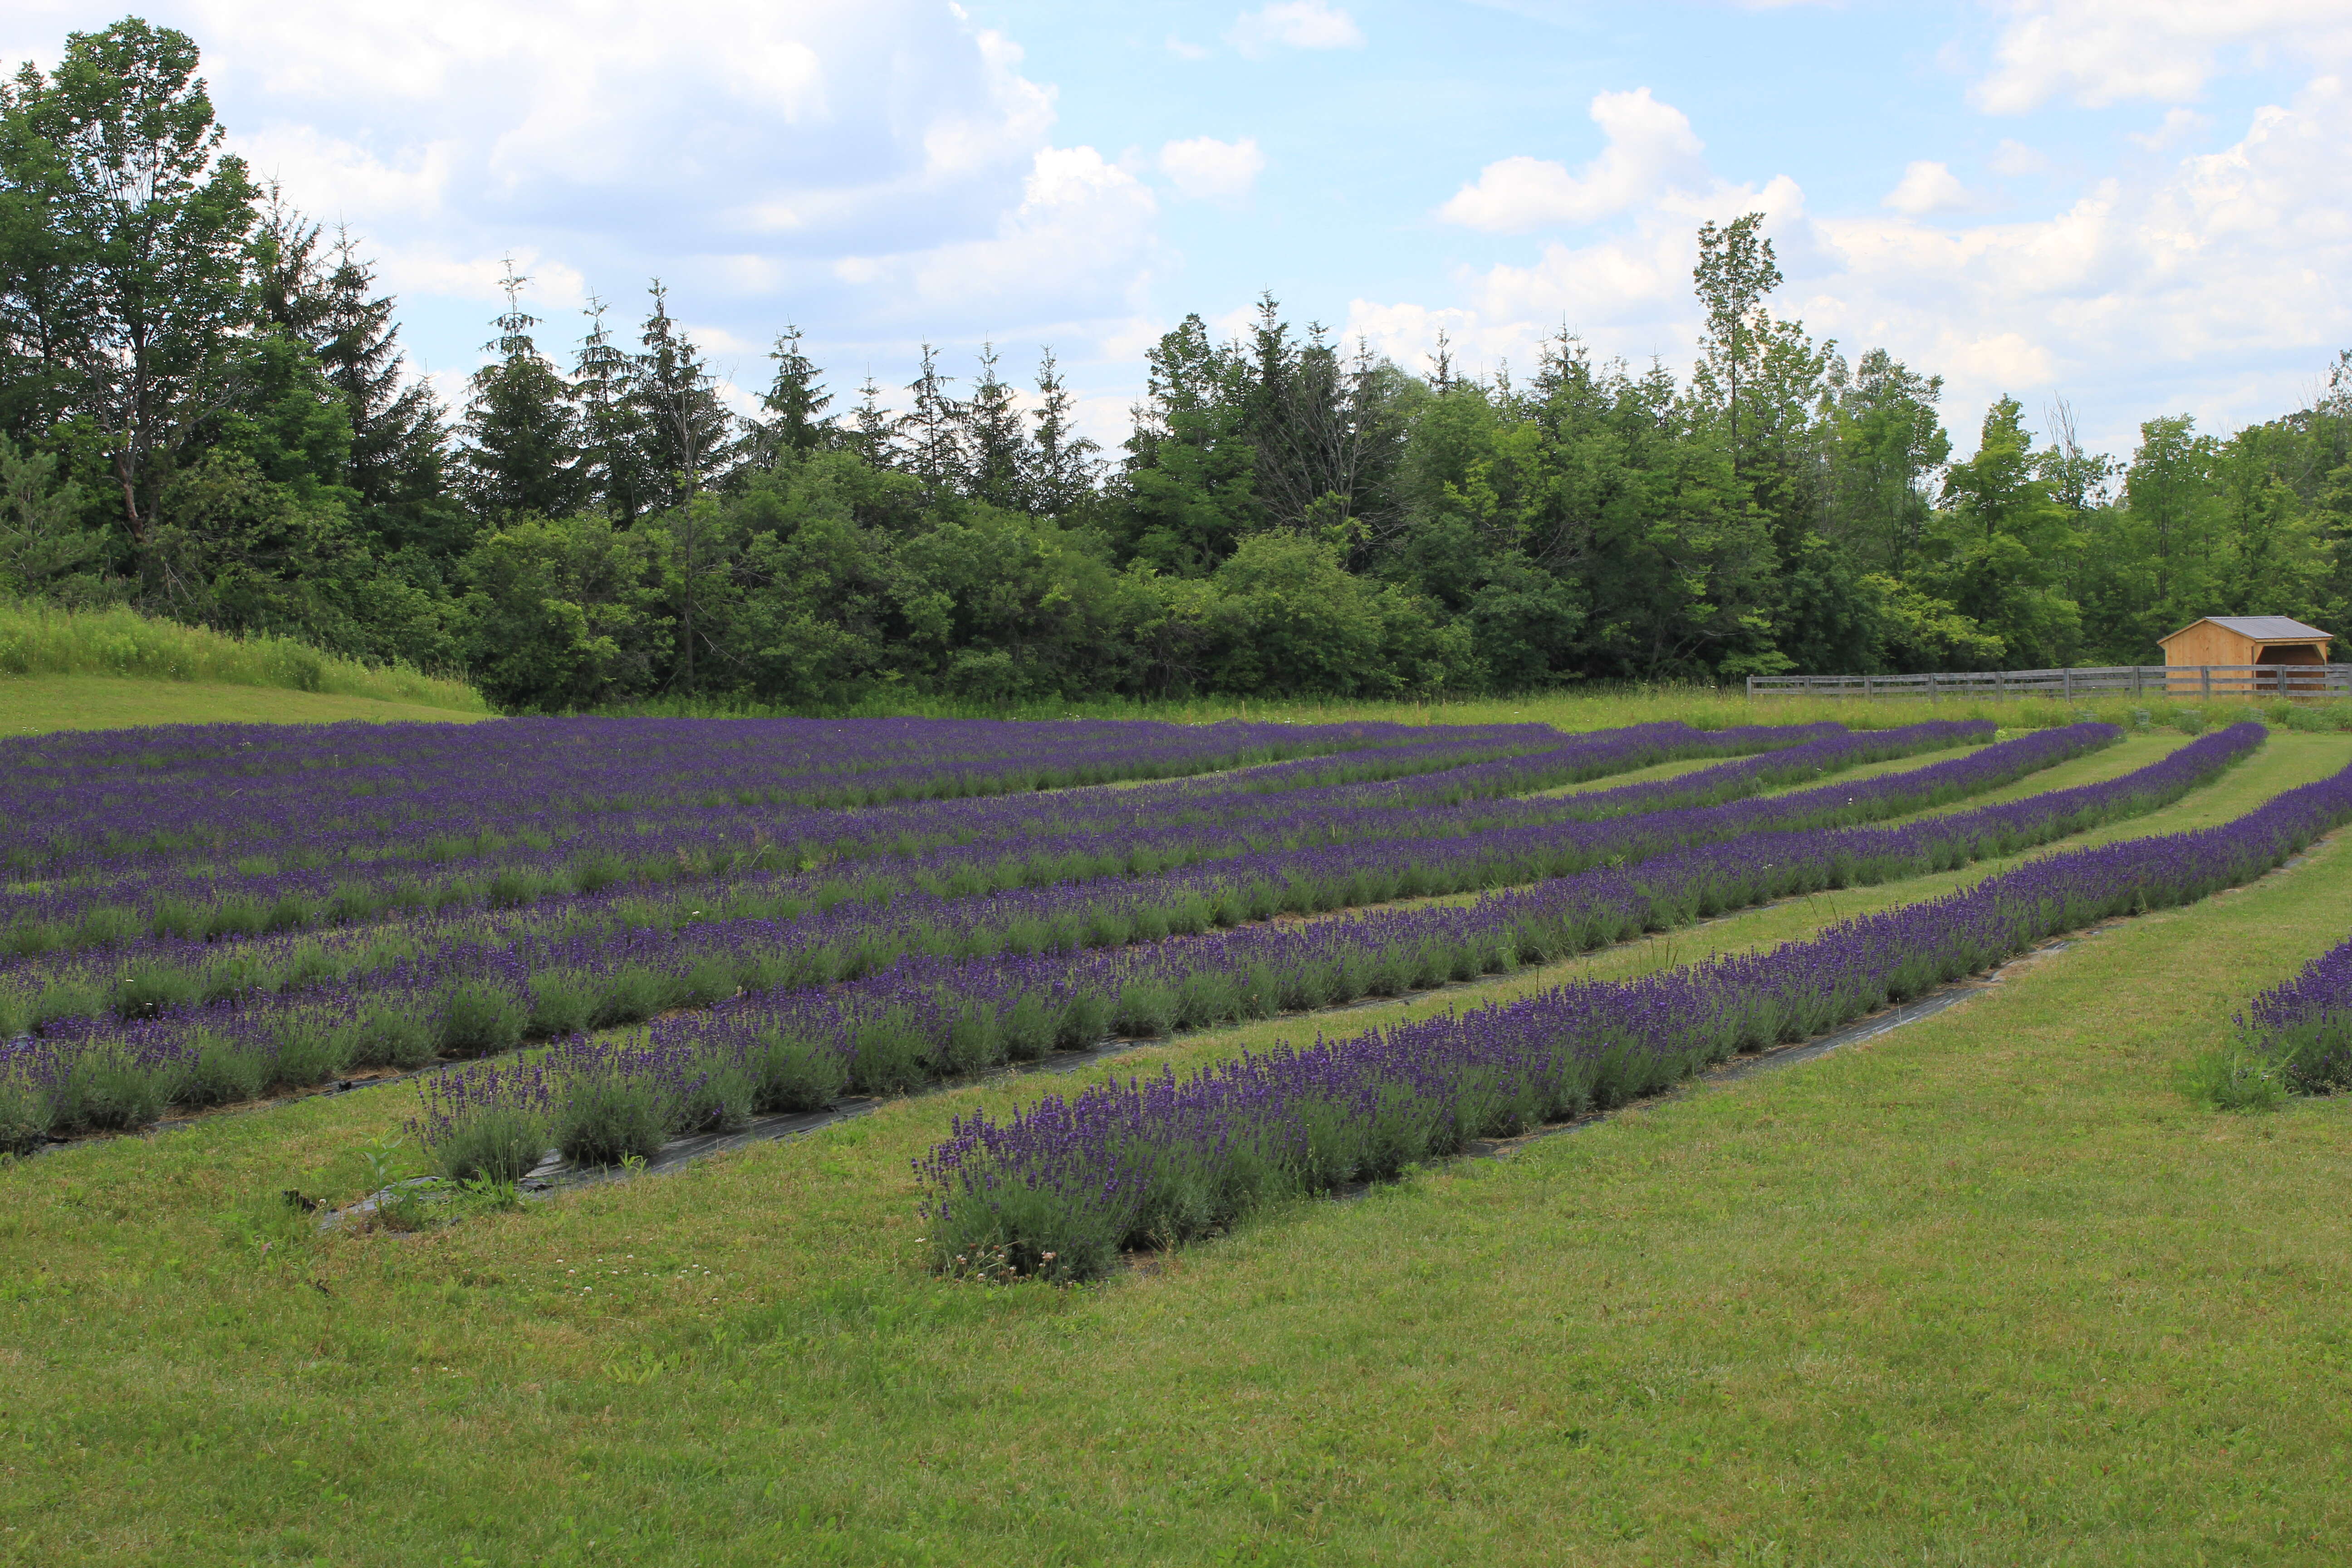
[2216,933,2352,1099]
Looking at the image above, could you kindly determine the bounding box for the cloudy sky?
[7,0,2349,459]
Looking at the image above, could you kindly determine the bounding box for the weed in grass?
[2177,1044,2291,1111]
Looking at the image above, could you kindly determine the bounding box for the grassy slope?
[2,735,2347,1563]
[0,674,490,736]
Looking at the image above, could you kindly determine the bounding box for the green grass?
[0,674,492,736]
[4,733,2350,1563]
[608,681,2347,739]
[0,600,486,715]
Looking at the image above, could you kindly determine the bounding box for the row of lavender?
[387,723,2257,1183]
[0,721,2028,1065]
[913,723,2333,1279]
[2230,935,2352,1092]
[0,720,1846,956]
[2,714,1524,875]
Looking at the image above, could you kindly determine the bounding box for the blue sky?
[8,0,2349,461]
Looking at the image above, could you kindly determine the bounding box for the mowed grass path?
[2,732,2349,1562]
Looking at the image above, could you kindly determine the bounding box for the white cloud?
[1228,1,1366,59]
[2129,107,2210,150]
[6,0,1187,397]
[835,146,1160,326]
[234,125,458,221]
[1971,0,2352,113]
[1165,34,1211,61]
[1157,136,1265,200]
[1373,74,2352,456]
[1990,139,2050,176]
[1882,160,1976,215]
[1438,88,1705,232]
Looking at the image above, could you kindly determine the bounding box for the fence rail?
[1747,665,2352,702]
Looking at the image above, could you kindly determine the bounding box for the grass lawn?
[3,715,2348,1563]
[0,674,491,736]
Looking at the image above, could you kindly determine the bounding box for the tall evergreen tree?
[1024,347,1098,516]
[573,295,652,524]
[313,229,455,552]
[459,260,583,518]
[958,343,1025,509]
[252,184,328,341]
[630,280,729,510]
[740,323,831,471]
[843,373,895,467]
[1120,314,1256,575]
[902,343,961,499]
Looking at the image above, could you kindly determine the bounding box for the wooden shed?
[2159,615,2335,698]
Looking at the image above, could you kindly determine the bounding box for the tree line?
[5,19,2351,711]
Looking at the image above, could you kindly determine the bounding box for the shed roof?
[2159,615,2333,645]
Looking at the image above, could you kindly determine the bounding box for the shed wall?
[2161,622,2254,668]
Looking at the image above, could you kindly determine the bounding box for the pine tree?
[314,229,454,551]
[843,374,896,467]
[902,344,962,499]
[740,324,832,471]
[958,343,1025,509]
[573,295,652,524]
[629,280,730,510]
[627,282,731,693]
[459,259,583,519]
[1024,347,1098,515]
[253,183,328,340]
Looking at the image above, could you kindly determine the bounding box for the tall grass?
[605,681,2352,736]
[0,600,487,713]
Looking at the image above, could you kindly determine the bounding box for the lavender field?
[12,700,2352,1568]
[2,710,1929,1154]
[0,704,2291,1217]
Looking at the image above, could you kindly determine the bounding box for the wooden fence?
[1746,665,2352,702]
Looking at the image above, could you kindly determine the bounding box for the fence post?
[2133,666,2143,698]
[2202,666,2212,701]
[1864,675,1875,701]
[1996,670,2005,699]
[1746,675,1756,700]
[2063,667,2073,701]
[1928,672,1938,703]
